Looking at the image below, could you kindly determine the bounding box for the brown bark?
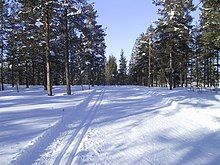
[25,60,29,88]
[148,37,151,87]
[64,3,71,95]
[45,3,52,96]
[0,2,4,91]
[169,51,173,90]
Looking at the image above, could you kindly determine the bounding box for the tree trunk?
[25,60,29,88]
[196,51,199,87]
[180,74,183,87]
[204,58,207,87]
[45,4,52,96]
[11,52,15,87]
[148,38,151,87]
[64,5,71,95]
[169,51,173,90]
[184,64,188,87]
[89,67,91,89]
[91,70,94,87]
[90,61,94,87]
[37,65,40,85]
[0,3,4,91]
[0,60,3,91]
[217,50,219,87]
[16,65,20,92]
[32,58,35,86]
[43,60,47,90]
[208,57,211,87]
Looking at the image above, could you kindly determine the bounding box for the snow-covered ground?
[0,85,220,165]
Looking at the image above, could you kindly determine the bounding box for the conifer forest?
[0,0,106,95]
[0,1,220,164]
[0,0,219,94]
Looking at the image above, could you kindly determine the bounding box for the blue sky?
[91,0,201,61]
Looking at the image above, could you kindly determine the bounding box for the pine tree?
[44,0,53,95]
[62,0,81,95]
[153,0,194,89]
[77,3,106,87]
[200,0,220,87]
[118,49,127,85]
[128,48,136,85]
[190,24,203,87]
[128,33,150,86]
[0,0,106,94]
[105,55,117,85]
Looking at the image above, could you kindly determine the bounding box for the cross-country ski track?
[0,86,219,165]
[10,88,105,165]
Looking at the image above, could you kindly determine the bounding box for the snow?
[169,10,175,20]
[67,10,82,17]
[86,48,94,53]
[67,12,76,17]
[35,21,44,28]
[95,54,103,58]
[62,3,69,7]
[0,86,220,164]
[174,27,180,31]
[50,51,55,56]
[85,61,90,65]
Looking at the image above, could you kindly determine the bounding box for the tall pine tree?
[118,49,127,85]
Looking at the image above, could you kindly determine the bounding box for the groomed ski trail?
[72,86,220,165]
[52,88,105,165]
[11,88,105,165]
[5,86,219,165]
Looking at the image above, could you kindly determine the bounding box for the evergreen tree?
[128,32,151,86]
[0,0,106,94]
[82,3,106,87]
[118,49,127,85]
[190,24,203,87]
[200,0,220,87]
[128,47,136,85]
[105,55,117,85]
[153,0,194,89]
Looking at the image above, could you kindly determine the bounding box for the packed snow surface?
[0,86,220,165]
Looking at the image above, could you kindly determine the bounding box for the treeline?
[129,0,219,89]
[0,0,106,95]
[105,50,128,85]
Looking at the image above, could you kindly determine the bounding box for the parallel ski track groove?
[11,89,97,165]
[54,88,105,165]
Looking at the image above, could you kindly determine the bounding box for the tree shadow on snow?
[155,129,220,164]
[88,86,220,164]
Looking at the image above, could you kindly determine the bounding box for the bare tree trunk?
[180,74,183,87]
[11,51,15,87]
[184,64,188,87]
[217,50,219,87]
[25,60,29,88]
[208,57,211,87]
[88,65,91,89]
[43,60,47,90]
[148,37,151,87]
[16,65,20,92]
[91,64,94,87]
[45,4,52,96]
[32,57,35,86]
[204,57,207,87]
[0,60,3,91]
[0,2,4,91]
[64,3,71,95]
[169,51,173,90]
[196,51,199,87]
